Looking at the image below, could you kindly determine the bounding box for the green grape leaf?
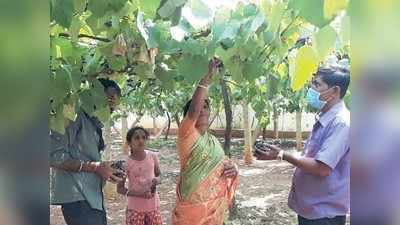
[215,46,237,63]
[109,0,128,12]
[87,0,108,18]
[79,80,108,116]
[243,4,258,17]
[51,67,72,107]
[109,56,127,71]
[185,0,212,30]
[70,16,83,43]
[94,106,111,122]
[241,11,266,41]
[73,0,87,13]
[181,39,206,55]
[289,0,332,28]
[158,0,186,18]
[135,62,155,79]
[137,12,162,48]
[68,66,83,91]
[267,1,285,38]
[212,21,241,43]
[53,0,74,28]
[84,51,102,76]
[263,30,274,44]
[324,0,348,20]
[138,0,161,17]
[225,58,244,82]
[178,54,208,83]
[155,66,175,90]
[243,59,264,82]
[313,25,337,61]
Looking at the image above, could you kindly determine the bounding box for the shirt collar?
[316,101,345,127]
[83,110,104,129]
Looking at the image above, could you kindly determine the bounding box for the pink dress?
[125,150,162,225]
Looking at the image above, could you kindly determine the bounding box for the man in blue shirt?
[50,78,124,225]
[255,66,350,225]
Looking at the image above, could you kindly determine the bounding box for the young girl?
[117,126,163,225]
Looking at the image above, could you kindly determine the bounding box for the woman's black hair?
[183,99,210,117]
[98,78,122,96]
[126,126,150,143]
[316,66,350,99]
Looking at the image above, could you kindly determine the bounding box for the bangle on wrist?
[277,150,284,161]
[78,160,83,172]
[93,162,100,173]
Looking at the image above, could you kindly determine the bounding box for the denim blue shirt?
[50,111,106,211]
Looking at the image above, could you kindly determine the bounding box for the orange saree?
[172,117,238,225]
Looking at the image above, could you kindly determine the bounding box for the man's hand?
[254,144,282,160]
[223,161,239,178]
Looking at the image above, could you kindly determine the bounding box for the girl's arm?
[153,154,161,185]
[116,178,128,195]
[116,178,151,197]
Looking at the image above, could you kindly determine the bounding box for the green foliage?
[50,0,349,132]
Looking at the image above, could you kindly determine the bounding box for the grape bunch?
[151,183,156,194]
[110,160,126,178]
[253,140,272,152]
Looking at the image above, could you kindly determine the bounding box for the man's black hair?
[98,78,121,96]
[183,99,210,117]
[316,66,350,98]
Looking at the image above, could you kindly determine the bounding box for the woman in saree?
[172,58,239,225]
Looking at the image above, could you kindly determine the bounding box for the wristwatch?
[277,150,284,161]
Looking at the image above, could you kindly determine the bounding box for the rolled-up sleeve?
[315,122,350,170]
[49,116,81,167]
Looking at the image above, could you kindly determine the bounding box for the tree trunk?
[208,109,220,128]
[173,113,181,127]
[130,114,143,128]
[252,126,262,144]
[242,101,253,165]
[273,107,279,139]
[220,79,232,157]
[153,120,168,139]
[165,111,171,140]
[152,116,158,135]
[296,110,303,151]
[262,126,267,140]
[121,111,129,155]
[104,120,112,161]
[103,120,118,199]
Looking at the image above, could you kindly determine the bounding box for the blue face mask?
[306,88,327,110]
